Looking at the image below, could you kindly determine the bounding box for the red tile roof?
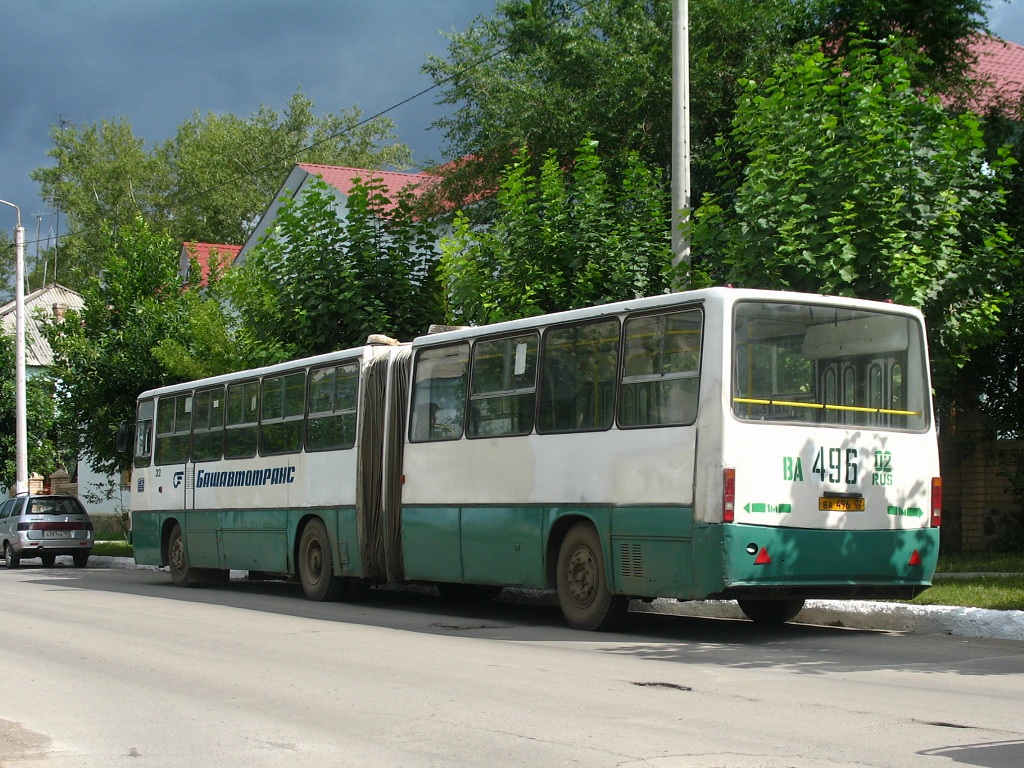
[181,242,242,287]
[967,35,1024,112]
[296,163,437,213]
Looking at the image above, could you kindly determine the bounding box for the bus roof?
[135,287,925,401]
[135,341,402,401]
[409,287,926,348]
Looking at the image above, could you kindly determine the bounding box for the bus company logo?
[172,471,184,489]
[195,466,296,490]
[136,478,145,493]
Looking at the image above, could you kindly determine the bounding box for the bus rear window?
[732,302,929,431]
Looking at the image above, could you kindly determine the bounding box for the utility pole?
[0,198,29,496]
[671,0,691,287]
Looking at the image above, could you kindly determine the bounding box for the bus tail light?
[723,468,736,523]
[930,477,942,528]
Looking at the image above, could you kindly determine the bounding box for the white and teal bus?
[130,287,941,630]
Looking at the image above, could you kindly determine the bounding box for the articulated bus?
[130,288,941,630]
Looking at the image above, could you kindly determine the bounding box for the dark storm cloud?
[0,0,495,230]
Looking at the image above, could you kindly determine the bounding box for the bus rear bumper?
[695,523,941,601]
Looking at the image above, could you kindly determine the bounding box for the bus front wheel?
[168,523,197,587]
[738,598,805,625]
[556,522,628,631]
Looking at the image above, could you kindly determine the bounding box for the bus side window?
[192,386,225,463]
[468,333,538,438]
[410,344,469,442]
[619,309,702,427]
[261,371,306,456]
[306,362,359,452]
[155,394,191,465]
[135,399,154,468]
[225,380,260,459]
[538,318,619,433]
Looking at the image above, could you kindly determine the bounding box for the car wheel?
[4,542,19,569]
[40,553,56,567]
[72,551,89,568]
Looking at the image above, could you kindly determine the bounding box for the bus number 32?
[811,447,859,485]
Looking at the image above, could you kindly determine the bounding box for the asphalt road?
[1,562,1023,768]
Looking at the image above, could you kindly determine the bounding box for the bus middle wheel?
[298,518,345,602]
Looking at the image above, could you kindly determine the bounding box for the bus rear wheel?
[556,522,628,631]
[168,523,197,587]
[738,598,805,625]
[298,519,348,602]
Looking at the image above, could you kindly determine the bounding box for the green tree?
[423,0,990,216]
[32,90,412,290]
[43,218,240,474]
[0,333,60,488]
[227,178,441,359]
[692,32,1017,402]
[0,229,16,305]
[796,0,991,91]
[163,91,413,245]
[440,138,676,325]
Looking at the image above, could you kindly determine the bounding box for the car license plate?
[819,497,865,512]
[43,530,65,538]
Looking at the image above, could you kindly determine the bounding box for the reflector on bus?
[723,468,736,523]
[931,477,943,528]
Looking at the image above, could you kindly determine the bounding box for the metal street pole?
[671,0,691,287]
[0,198,28,496]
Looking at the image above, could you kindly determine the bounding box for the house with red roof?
[966,35,1024,113]
[235,163,439,267]
[179,242,242,288]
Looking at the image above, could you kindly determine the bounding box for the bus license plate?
[819,497,865,512]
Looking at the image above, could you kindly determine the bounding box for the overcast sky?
[1,0,1022,253]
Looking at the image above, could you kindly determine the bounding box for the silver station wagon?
[0,494,94,568]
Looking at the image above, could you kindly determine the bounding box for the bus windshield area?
[732,301,929,431]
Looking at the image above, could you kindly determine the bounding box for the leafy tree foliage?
[692,33,1017,401]
[796,0,990,90]
[424,0,991,215]
[226,178,441,358]
[440,138,676,325]
[962,93,1024,437]
[0,229,17,305]
[43,218,240,473]
[32,90,412,290]
[0,333,60,488]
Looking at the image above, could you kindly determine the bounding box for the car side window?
[0,499,13,519]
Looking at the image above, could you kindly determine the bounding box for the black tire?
[555,521,628,631]
[738,598,806,625]
[4,542,20,569]
[40,553,57,567]
[298,519,344,602]
[168,523,197,587]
